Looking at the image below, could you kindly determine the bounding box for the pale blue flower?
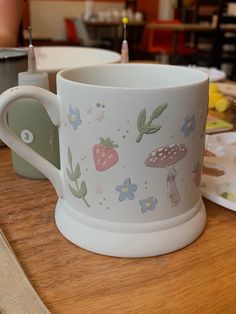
[115,178,137,201]
[67,104,81,130]
[139,196,158,213]
[181,114,196,137]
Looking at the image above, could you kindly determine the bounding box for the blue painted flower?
[115,178,137,201]
[181,114,196,137]
[139,196,158,213]
[67,104,81,130]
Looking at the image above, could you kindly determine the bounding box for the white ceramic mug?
[0,64,209,257]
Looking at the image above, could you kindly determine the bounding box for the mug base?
[55,198,206,258]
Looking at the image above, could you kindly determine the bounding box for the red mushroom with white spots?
[145,143,187,207]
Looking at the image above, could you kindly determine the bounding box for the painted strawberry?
[93,137,119,171]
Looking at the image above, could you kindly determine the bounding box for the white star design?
[85,105,93,114]
[95,185,103,194]
[96,110,106,122]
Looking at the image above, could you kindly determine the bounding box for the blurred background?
[0,0,232,80]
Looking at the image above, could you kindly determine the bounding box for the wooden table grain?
[1,110,236,313]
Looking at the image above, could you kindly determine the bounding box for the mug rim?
[57,63,209,90]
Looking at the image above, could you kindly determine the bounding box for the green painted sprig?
[66,146,90,207]
[136,103,168,143]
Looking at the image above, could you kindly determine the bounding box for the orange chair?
[64,18,80,44]
[141,19,197,63]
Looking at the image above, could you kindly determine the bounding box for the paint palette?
[206,114,233,134]
[217,83,236,98]
[201,132,236,212]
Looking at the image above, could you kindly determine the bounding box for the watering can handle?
[0,85,64,197]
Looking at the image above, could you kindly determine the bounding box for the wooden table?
[147,22,236,33]
[146,22,236,57]
[0,110,236,313]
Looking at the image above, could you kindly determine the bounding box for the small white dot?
[21,129,34,144]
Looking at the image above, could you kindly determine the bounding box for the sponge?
[208,83,230,112]
[215,98,230,112]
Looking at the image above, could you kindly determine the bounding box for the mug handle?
[0,85,63,197]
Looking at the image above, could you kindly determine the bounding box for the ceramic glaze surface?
[57,73,207,222]
[0,64,209,257]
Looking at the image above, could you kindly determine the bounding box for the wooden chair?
[211,0,236,79]
[194,0,218,24]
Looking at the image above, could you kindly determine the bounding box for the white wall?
[30,1,125,40]
[158,0,177,20]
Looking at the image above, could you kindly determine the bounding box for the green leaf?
[100,137,106,145]
[66,168,75,181]
[99,137,118,148]
[137,109,146,132]
[105,137,113,148]
[68,146,73,167]
[74,163,81,179]
[135,133,143,143]
[80,180,87,198]
[69,184,83,198]
[150,103,168,121]
[145,125,161,134]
